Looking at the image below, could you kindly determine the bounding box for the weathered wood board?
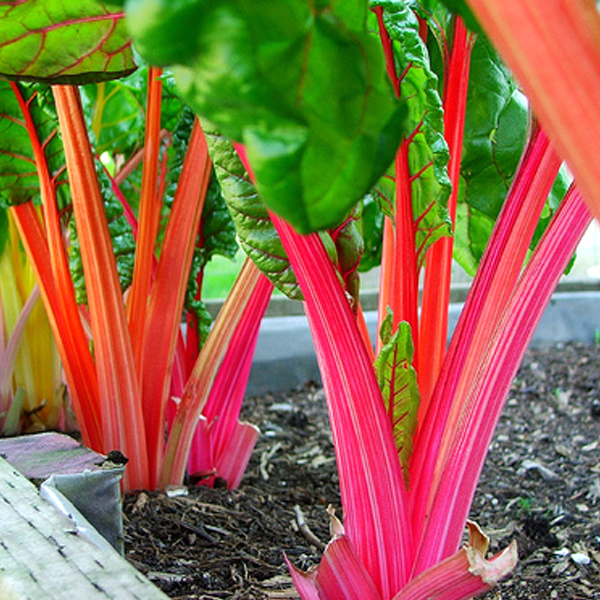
[0,457,169,600]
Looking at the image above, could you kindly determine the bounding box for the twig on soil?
[167,515,217,543]
[260,442,282,481]
[293,505,326,551]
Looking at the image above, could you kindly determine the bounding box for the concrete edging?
[246,291,600,396]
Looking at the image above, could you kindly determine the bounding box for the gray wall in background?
[246,292,600,396]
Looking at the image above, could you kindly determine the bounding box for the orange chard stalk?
[159,257,266,489]
[8,82,101,448]
[52,85,149,490]
[138,118,212,487]
[417,19,474,410]
[464,0,600,222]
[127,66,164,369]
[8,84,76,309]
[11,203,102,448]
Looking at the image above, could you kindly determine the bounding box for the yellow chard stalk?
[0,212,63,433]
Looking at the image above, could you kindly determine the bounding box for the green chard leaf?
[197,173,238,268]
[201,118,302,300]
[368,0,452,269]
[374,317,420,485]
[126,0,406,234]
[80,72,148,157]
[0,81,68,207]
[527,164,572,275]
[408,0,453,29]
[454,36,525,272]
[452,37,571,275]
[406,0,483,36]
[0,0,136,84]
[0,207,8,255]
[358,193,385,272]
[460,38,528,221]
[328,206,364,308]
[454,37,571,274]
[179,171,240,346]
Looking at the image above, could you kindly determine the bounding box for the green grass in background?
[202,251,246,300]
[201,222,600,300]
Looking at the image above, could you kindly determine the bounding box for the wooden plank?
[0,457,169,600]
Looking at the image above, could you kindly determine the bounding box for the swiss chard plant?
[0,2,284,492]
[120,0,597,598]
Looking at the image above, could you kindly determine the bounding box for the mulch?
[123,343,600,599]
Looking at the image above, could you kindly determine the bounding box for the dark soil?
[123,343,600,599]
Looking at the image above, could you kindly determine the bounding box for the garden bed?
[123,342,600,599]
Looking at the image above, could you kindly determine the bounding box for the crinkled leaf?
[455,37,524,272]
[126,0,405,233]
[438,0,482,33]
[0,81,68,207]
[460,38,528,221]
[378,308,395,348]
[328,207,364,308]
[201,118,301,300]
[185,253,213,345]
[374,319,420,485]
[406,2,455,82]
[0,0,136,84]
[455,38,570,274]
[198,176,238,269]
[369,0,452,269]
[358,176,395,273]
[408,0,452,30]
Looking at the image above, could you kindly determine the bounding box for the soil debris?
[124,343,600,599]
